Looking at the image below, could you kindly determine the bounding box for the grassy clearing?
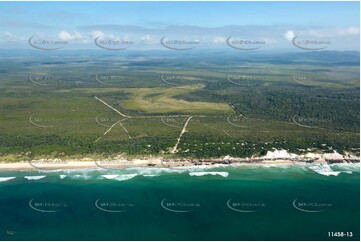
[67,84,234,114]
[122,85,233,114]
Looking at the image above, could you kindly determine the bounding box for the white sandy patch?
[260,149,298,159]
[322,151,345,160]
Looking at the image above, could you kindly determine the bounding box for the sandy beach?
[0,159,293,171]
[0,158,163,171]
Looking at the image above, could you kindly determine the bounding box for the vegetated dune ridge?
[0,149,358,171]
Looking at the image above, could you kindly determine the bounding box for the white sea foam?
[317,171,342,176]
[62,168,101,174]
[63,169,100,180]
[115,174,138,181]
[261,164,293,168]
[0,177,16,182]
[24,175,46,180]
[101,175,119,179]
[329,163,360,172]
[100,174,138,181]
[38,169,66,173]
[59,175,67,179]
[70,174,93,180]
[189,172,229,177]
[308,163,353,176]
[123,167,187,176]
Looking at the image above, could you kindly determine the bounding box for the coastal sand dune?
[0,149,358,171]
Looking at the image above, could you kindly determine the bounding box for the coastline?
[0,150,359,171]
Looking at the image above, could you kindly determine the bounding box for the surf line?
[171,116,192,154]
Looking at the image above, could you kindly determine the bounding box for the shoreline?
[0,155,359,171]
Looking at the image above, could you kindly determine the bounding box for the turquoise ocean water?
[0,163,359,241]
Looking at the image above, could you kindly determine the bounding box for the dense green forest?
[0,51,359,161]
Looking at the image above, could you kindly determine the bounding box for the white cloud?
[140,34,158,44]
[347,27,359,34]
[284,30,295,41]
[3,31,13,40]
[295,27,360,38]
[336,26,359,36]
[89,30,104,39]
[141,34,151,41]
[212,36,226,44]
[58,31,82,41]
[261,38,277,44]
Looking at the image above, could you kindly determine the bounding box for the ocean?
[0,163,359,241]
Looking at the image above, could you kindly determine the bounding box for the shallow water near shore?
[0,164,359,241]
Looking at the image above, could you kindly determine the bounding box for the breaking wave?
[189,172,229,177]
[0,177,16,182]
[24,175,46,180]
[308,163,354,176]
[101,174,138,181]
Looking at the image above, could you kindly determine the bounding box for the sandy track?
[94,96,131,118]
[171,116,193,154]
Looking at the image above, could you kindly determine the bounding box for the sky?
[0,1,359,51]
